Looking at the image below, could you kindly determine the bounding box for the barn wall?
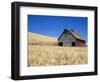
[58,31,76,46]
[75,40,85,46]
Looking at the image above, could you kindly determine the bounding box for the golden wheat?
[28,45,87,66]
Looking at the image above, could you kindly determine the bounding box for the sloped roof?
[69,30,85,41]
[58,29,85,41]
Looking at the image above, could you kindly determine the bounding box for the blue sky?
[28,15,88,42]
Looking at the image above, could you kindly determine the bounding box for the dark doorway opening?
[58,42,63,46]
[72,42,75,46]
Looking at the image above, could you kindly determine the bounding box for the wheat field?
[28,45,87,66]
[28,32,88,67]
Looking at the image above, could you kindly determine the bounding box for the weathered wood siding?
[75,40,85,46]
[58,31,76,46]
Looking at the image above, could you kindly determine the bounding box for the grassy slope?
[28,32,57,43]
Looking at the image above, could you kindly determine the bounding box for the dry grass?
[28,32,88,67]
[28,32,57,43]
[28,45,87,66]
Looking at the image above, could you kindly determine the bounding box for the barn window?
[58,42,63,46]
[72,42,75,46]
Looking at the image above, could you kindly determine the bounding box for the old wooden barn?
[58,29,86,46]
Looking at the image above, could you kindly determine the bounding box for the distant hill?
[28,32,57,45]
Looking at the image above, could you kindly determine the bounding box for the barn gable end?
[58,29,76,46]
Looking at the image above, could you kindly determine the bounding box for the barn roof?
[58,29,85,41]
[69,30,85,41]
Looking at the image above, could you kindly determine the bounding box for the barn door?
[58,42,63,46]
[72,42,75,46]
